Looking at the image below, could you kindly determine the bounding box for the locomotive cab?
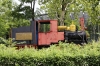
[37,20,64,46]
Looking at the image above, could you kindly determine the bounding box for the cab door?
[38,22,50,45]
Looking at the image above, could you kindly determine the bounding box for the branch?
[66,0,75,10]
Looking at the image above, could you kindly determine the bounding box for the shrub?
[0,41,100,66]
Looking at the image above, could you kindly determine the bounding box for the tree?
[0,0,13,38]
[39,0,75,25]
[12,0,36,21]
[0,0,30,38]
[76,0,100,40]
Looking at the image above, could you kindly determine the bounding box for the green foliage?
[12,0,36,20]
[38,0,100,26]
[38,0,76,25]
[0,37,16,47]
[0,0,30,38]
[76,0,100,25]
[0,41,100,66]
[0,0,13,37]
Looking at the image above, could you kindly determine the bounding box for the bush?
[0,37,16,47]
[0,41,100,66]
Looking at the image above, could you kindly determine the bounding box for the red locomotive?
[11,18,87,49]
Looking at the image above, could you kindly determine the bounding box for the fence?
[88,24,100,41]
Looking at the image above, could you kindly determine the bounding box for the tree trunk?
[59,0,66,26]
[59,11,65,26]
[32,0,35,21]
[93,25,96,41]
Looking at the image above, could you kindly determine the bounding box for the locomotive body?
[11,19,87,49]
[64,30,87,44]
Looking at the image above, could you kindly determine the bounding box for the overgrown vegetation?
[0,41,100,66]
